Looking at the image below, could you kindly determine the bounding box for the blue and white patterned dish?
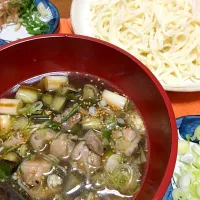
[163,115,200,200]
[0,0,59,47]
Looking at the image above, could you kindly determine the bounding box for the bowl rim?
[0,33,178,199]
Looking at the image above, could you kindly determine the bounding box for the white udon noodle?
[90,0,200,86]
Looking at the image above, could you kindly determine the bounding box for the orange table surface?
[57,18,200,118]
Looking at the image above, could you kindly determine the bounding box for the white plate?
[70,0,200,92]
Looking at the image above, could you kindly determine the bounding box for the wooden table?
[50,0,72,18]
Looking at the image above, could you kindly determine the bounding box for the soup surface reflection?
[0,73,147,200]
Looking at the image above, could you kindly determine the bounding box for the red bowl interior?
[0,34,177,200]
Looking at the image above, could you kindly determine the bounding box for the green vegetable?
[106,149,114,157]
[125,101,133,111]
[18,166,23,174]
[104,116,117,131]
[191,125,200,141]
[67,93,77,101]
[0,168,8,181]
[195,126,200,140]
[3,152,21,163]
[12,116,29,130]
[2,145,21,154]
[50,96,67,112]
[82,117,102,130]
[56,86,69,96]
[8,0,21,10]
[186,134,191,142]
[19,102,43,115]
[83,84,98,101]
[48,122,61,130]
[20,0,50,35]
[103,116,117,140]
[140,146,147,163]
[103,129,112,140]
[19,0,34,14]
[121,153,125,163]
[192,144,200,156]
[42,94,53,106]
[174,172,181,180]
[15,86,39,104]
[172,188,187,200]
[62,104,81,123]
[18,144,29,157]
[25,21,50,35]
[6,0,50,35]
[173,140,200,199]
[70,123,83,135]
[0,161,15,181]
[107,164,137,195]
[178,140,190,155]
[30,115,50,124]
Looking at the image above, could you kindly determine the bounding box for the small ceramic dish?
[0,0,59,46]
[164,115,200,200]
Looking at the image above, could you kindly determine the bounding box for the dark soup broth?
[0,72,148,200]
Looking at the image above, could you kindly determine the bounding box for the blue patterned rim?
[0,1,59,47]
[45,2,60,34]
[163,115,200,200]
[0,39,8,46]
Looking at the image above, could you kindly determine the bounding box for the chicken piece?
[124,134,141,156]
[84,129,103,156]
[53,114,62,123]
[71,141,89,174]
[50,134,75,159]
[123,128,137,141]
[62,113,81,131]
[111,130,123,140]
[70,141,86,160]
[53,108,81,131]
[30,129,56,151]
[71,141,101,174]
[20,157,52,186]
[3,132,25,148]
[113,128,141,156]
[88,152,101,168]
[126,111,145,132]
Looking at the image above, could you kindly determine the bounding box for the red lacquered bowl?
[0,34,177,200]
